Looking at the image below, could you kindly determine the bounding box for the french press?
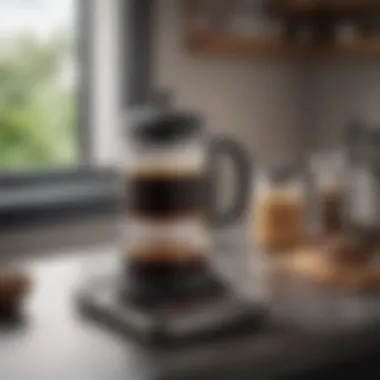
[121,108,251,305]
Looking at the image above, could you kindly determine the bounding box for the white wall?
[90,0,380,166]
[305,62,380,150]
[153,0,303,166]
[90,0,308,166]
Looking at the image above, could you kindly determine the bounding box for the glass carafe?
[121,109,251,304]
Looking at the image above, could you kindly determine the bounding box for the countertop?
[1,225,379,380]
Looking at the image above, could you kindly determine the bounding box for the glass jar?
[311,151,346,235]
[122,111,208,284]
[121,108,251,304]
[252,168,305,253]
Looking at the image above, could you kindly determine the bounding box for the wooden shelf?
[188,33,296,58]
[280,0,380,15]
[312,36,380,58]
[188,33,380,60]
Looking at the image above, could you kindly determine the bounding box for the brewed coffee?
[126,242,207,282]
[123,242,222,305]
[125,169,204,218]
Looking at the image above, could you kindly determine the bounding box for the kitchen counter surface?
[1,234,379,380]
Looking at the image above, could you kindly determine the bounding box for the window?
[0,0,80,171]
[0,0,152,230]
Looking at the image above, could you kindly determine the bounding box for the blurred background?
[1,1,380,379]
[3,0,380,256]
[0,0,379,253]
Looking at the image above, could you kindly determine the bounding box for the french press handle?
[207,137,251,227]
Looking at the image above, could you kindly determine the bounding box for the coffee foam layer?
[121,148,205,177]
[126,241,208,262]
[121,218,210,249]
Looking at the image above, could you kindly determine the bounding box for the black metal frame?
[77,0,95,164]
[121,0,154,107]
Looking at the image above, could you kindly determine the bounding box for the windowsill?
[1,167,119,230]
[0,214,118,263]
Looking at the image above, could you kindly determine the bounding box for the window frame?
[0,0,154,227]
[77,0,95,164]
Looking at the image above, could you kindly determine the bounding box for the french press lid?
[128,109,202,146]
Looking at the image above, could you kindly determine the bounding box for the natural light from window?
[0,0,78,170]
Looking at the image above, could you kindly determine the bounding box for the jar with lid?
[310,151,346,235]
[122,109,209,284]
[252,167,305,253]
[121,108,251,305]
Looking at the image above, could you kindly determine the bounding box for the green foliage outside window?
[0,34,77,170]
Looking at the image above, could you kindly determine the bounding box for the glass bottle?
[310,151,346,235]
